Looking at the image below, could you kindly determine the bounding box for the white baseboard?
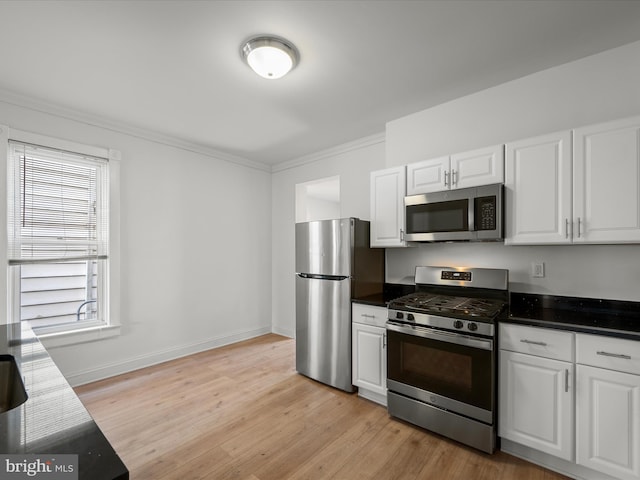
[66,326,271,387]
[271,325,294,338]
[500,439,620,480]
[357,388,387,407]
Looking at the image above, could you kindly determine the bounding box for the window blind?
[7,141,109,264]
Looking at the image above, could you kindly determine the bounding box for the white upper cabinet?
[450,144,505,189]
[406,156,449,194]
[573,116,640,243]
[370,166,406,247]
[506,115,640,245]
[407,145,504,195]
[505,131,572,245]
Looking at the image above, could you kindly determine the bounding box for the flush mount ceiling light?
[241,35,299,80]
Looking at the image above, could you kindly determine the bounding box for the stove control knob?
[395,312,404,320]
[468,322,478,332]
[453,320,464,329]
[407,314,415,321]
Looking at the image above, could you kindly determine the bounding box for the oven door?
[386,321,495,424]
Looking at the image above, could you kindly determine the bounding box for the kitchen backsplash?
[385,242,640,302]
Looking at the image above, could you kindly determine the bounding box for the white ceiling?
[1,1,640,168]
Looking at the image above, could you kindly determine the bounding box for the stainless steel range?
[386,266,508,454]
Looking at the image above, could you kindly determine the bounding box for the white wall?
[386,40,640,167]
[387,243,640,301]
[384,40,640,302]
[0,99,272,385]
[271,135,385,337]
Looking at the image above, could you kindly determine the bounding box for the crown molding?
[0,88,272,173]
[272,132,385,173]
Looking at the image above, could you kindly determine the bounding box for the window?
[7,139,110,334]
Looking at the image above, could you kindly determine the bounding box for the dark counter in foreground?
[352,283,415,308]
[0,323,128,480]
[508,292,640,340]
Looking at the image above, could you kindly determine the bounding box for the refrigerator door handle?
[297,273,349,281]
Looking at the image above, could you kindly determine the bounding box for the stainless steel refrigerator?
[295,218,384,392]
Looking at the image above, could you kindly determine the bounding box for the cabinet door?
[504,131,572,245]
[352,322,386,397]
[450,144,504,190]
[370,167,406,247]
[577,364,640,480]
[574,116,640,243]
[406,156,450,194]
[499,350,574,461]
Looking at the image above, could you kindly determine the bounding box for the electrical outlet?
[531,262,545,278]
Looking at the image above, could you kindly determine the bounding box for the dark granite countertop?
[507,292,640,340]
[0,322,128,479]
[352,283,415,308]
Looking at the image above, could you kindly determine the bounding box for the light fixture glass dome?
[241,35,299,80]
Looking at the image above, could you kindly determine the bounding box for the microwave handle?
[468,194,476,232]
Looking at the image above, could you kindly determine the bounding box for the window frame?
[2,126,121,346]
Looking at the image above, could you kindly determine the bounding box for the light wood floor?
[75,334,571,480]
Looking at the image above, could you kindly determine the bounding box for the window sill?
[34,324,121,348]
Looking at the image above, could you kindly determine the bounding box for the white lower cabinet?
[499,324,574,461]
[499,350,574,460]
[352,303,387,406]
[576,334,640,480]
[500,324,640,480]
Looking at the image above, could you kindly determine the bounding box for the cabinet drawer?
[500,323,574,362]
[352,303,387,328]
[577,333,640,375]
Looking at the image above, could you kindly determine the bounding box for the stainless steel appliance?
[295,218,384,392]
[404,183,503,242]
[386,266,508,453]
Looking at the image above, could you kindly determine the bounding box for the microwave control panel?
[475,196,496,231]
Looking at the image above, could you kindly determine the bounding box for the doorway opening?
[295,176,340,223]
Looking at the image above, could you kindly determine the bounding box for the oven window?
[387,329,493,411]
[403,343,472,390]
[406,199,469,234]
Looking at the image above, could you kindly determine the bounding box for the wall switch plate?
[531,262,545,278]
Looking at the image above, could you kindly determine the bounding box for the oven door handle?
[386,321,493,351]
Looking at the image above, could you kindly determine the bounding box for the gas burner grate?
[389,293,506,322]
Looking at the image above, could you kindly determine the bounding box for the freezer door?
[295,274,354,392]
[295,219,352,277]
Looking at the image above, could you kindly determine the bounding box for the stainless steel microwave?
[404,184,503,242]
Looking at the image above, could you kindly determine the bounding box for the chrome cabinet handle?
[597,351,631,360]
[565,218,569,239]
[565,369,569,393]
[577,217,582,237]
[451,169,457,186]
[400,228,404,241]
[444,171,449,187]
[361,314,376,319]
[520,339,548,346]
[383,333,387,348]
